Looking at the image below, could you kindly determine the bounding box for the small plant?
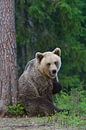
[8,103,25,116]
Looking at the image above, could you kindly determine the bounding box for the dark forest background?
[16,0,86,92]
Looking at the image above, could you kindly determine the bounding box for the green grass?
[53,89,86,128]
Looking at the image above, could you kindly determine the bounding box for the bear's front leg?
[52,78,62,94]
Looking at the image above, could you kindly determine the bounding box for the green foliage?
[60,75,83,92]
[8,103,25,116]
[16,0,86,84]
[54,89,86,127]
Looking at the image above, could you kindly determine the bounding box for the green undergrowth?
[8,103,25,116]
[54,89,86,128]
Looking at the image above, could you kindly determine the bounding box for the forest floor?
[0,117,81,130]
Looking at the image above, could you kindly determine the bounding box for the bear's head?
[36,48,61,79]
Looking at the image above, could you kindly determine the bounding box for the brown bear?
[18,48,62,116]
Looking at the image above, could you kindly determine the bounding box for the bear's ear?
[35,52,44,62]
[53,48,61,56]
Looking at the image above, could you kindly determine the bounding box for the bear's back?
[24,59,36,71]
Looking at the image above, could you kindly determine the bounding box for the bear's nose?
[52,70,56,74]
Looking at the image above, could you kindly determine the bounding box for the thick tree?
[0,0,17,115]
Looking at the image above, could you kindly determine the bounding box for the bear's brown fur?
[18,48,62,116]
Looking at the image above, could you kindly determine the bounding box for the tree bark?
[0,0,17,112]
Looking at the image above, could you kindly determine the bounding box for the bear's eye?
[54,61,58,66]
[47,63,51,66]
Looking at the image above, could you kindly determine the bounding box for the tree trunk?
[0,0,17,112]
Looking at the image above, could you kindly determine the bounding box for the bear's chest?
[33,75,53,96]
[27,65,53,97]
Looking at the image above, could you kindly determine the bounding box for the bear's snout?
[52,69,56,74]
[49,69,57,78]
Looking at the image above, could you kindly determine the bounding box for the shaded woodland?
[16,0,86,91]
[0,0,86,126]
